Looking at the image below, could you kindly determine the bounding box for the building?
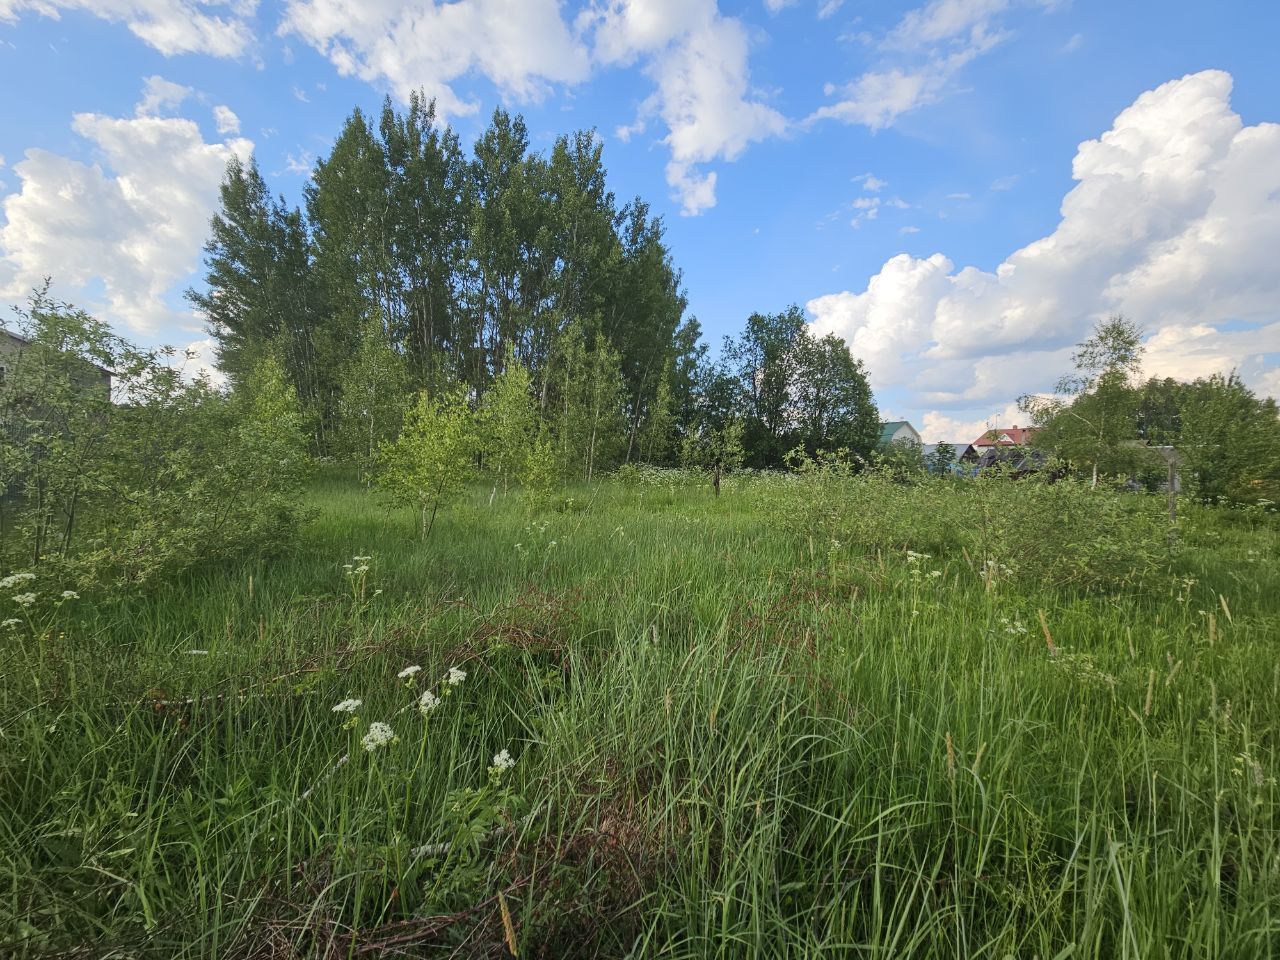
[972,424,1038,447]
[0,328,112,398]
[878,420,922,448]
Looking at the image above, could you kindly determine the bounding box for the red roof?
[972,425,1038,447]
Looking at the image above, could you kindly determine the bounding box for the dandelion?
[491,748,515,771]
[332,698,363,713]
[0,572,35,589]
[418,690,441,715]
[397,665,422,680]
[12,593,37,607]
[446,666,466,686]
[60,590,79,600]
[362,721,397,752]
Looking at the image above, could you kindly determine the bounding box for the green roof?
[878,421,913,446]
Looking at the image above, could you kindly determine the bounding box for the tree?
[334,319,409,481]
[1021,315,1145,487]
[479,351,537,499]
[680,362,744,495]
[791,330,879,459]
[377,387,476,539]
[928,442,957,475]
[1178,374,1280,503]
[188,157,327,443]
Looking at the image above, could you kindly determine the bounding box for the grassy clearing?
[2,472,1278,957]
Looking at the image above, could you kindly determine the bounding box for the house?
[972,424,1038,448]
[0,328,112,399]
[878,420,922,448]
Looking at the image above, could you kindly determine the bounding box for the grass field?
[2,470,1278,958]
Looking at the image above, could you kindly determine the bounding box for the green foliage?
[478,353,537,495]
[927,441,957,473]
[725,306,879,467]
[0,293,308,592]
[333,320,410,481]
[376,387,476,538]
[1179,373,1280,504]
[1023,315,1147,484]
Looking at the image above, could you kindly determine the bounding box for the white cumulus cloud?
[212,104,240,135]
[0,79,252,341]
[0,0,257,56]
[583,0,786,215]
[807,70,1280,432]
[278,0,589,118]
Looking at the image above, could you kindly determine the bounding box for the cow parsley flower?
[491,748,515,771]
[0,572,35,589]
[12,593,37,607]
[362,721,397,752]
[418,690,441,715]
[446,666,466,686]
[397,665,422,680]
[2,618,20,629]
[332,698,363,714]
[60,590,79,600]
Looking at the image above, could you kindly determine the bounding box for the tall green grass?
[2,473,1277,957]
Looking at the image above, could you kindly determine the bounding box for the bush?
[0,294,309,595]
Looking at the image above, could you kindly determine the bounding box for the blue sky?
[2,0,1278,441]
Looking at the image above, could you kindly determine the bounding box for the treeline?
[1022,317,1280,503]
[190,95,879,477]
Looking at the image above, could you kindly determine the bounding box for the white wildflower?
[332,698,363,714]
[397,665,422,680]
[418,690,441,715]
[2,618,20,629]
[446,666,466,686]
[12,593,37,607]
[491,748,515,771]
[362,721,397,752]
[60,590,79,600]
[0,572,35,589]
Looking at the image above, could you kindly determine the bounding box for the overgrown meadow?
[2,470,1278,958]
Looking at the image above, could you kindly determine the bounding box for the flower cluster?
[12,593,37,608]
[332,698,363,714]
[361,721,398,752]
[1,572,36,590]
[418,690,441,714]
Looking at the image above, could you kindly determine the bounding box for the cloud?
[0,0,257,57]
[900,225,920,234]
[809,0,1053,130]
[806,70,1280,431]
[213,104,241,135]
[0,78,252,338]
[283,149,313,174]
[855,172,887,191]
[279,0,589,118]
[920,402,1024,443]
[585,2,786,215]
[137,75,193,115]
